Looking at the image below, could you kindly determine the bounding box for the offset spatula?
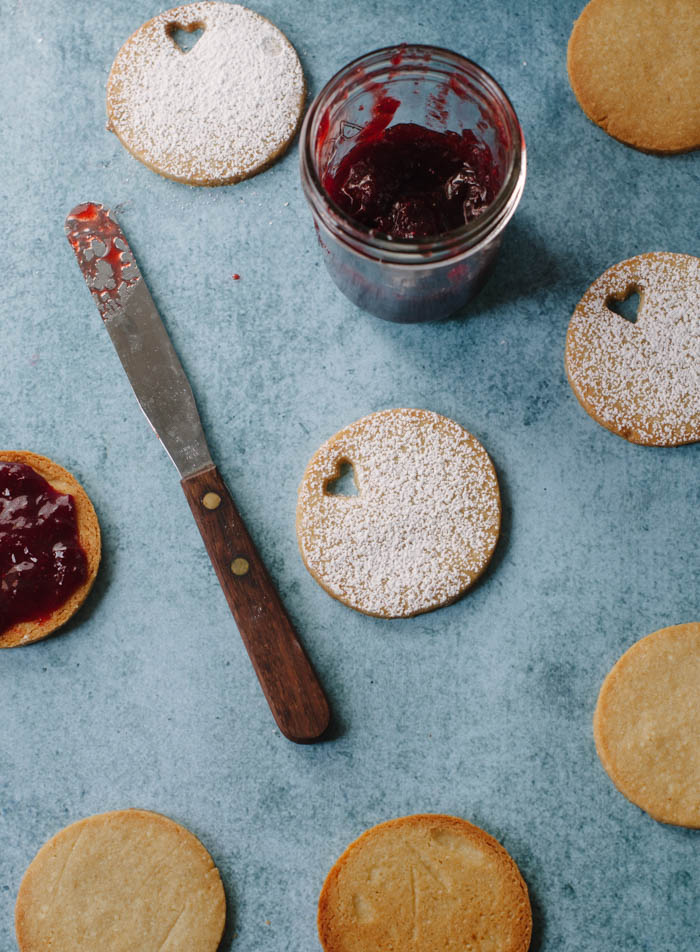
[66,202,330,743]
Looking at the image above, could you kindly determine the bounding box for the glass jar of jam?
[300,45,526,323]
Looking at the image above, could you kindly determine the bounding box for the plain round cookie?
[0,451,101,648]
[107,2,306,185]
[296,409,501,618]
[565,252,700,446]
[318,814,532,952]
[594,623,700,828]
[15,809,227,952]
[567,0,700,153]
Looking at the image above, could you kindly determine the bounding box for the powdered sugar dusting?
[566,252,700,446]
[297,409,501,618]
[107,2,305,184]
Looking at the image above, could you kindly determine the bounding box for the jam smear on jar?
[0,461,88,634]
[323,122,501,240]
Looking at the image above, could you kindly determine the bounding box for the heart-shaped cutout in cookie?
[325,460,359,497]
[606,287,640,323]
[167,21,205,53]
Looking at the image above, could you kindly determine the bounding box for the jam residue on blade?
[0,462,88,635]
[71,203,100,222]
[323,122,501,240]
[65,203,140,312]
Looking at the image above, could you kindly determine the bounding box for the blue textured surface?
[1,1,698,950]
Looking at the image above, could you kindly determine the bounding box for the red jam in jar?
[0,461,88,634]
[300,45,526,322]
[323,122,501,240]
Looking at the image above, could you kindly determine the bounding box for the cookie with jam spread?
[0,451,101,647]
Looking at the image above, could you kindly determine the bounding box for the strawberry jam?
[323,122,501,240]
[0,461,88,634]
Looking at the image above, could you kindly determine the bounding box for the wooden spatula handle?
[181,465,330,743]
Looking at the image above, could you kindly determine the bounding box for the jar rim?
[300,44,527,262]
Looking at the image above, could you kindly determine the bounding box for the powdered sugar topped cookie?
[107,2,305,185]
[296,409,501,618]
[565,252,700,446]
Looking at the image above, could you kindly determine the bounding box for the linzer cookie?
[594,623,700,828]
[0,452,101,648]
[565,252,700,446]
[107,2,305,185]
[567,0,700,153]
[318,814,532,952]
[296,409,500,618]
[15,809,227,951]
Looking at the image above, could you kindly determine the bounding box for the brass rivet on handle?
[231,557,250,576]
[202,492,221,510]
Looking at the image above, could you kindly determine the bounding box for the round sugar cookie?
[0,451,101,648]
[15,809,227,952]
[594,623,700,828]
[107,2,305,185]
[296,409,501,618]
[318,814,532,952]
[565,252,700,446]
[567,0,700,153]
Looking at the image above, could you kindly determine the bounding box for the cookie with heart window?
[318,814,532,952]
[565,252,700,446]
[106,2,305,185]
[296,408,501,618]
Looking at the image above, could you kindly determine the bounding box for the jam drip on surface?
[323,122,501,240]
[0,462,88,634]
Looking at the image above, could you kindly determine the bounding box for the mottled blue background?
[1,1,698,950]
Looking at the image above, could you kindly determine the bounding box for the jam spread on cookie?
[0,462,88,633]
[323,119,501,240]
